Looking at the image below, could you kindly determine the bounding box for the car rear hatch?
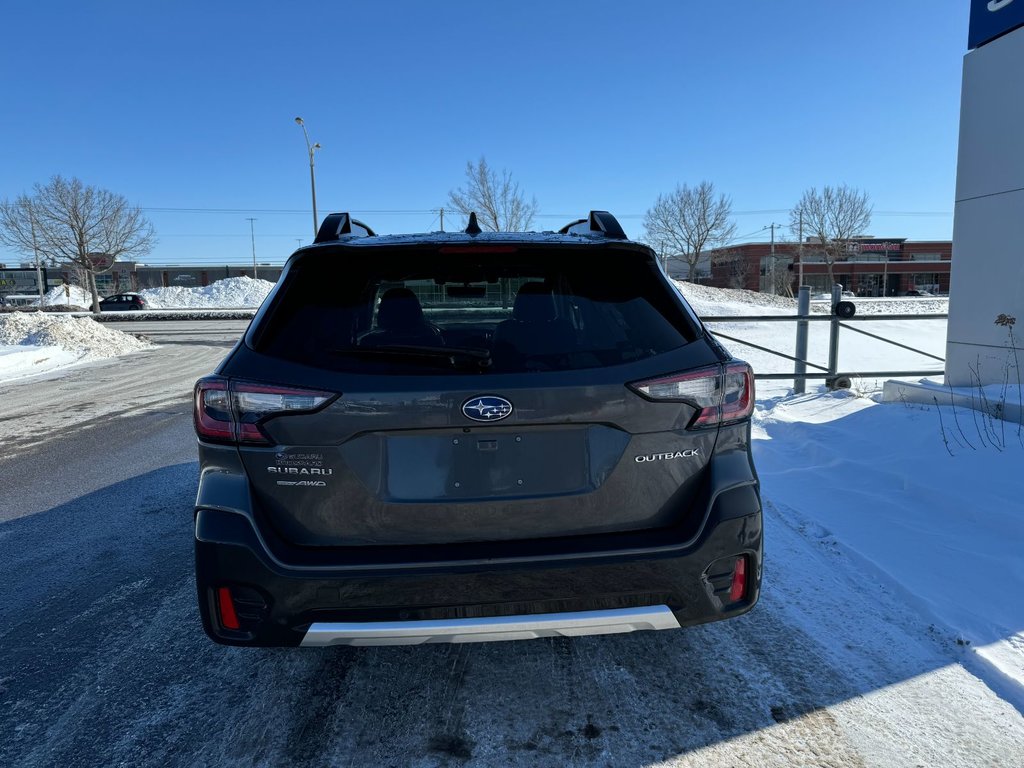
[205,240,743,548]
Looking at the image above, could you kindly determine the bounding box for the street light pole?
[246,217,258,279]
[294,117,321,237]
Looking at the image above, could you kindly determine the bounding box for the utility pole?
[798,210,804,289]
[439,207,444,232]
[25,201,44,302]
[246,218,258,279]
[768,222,779,295]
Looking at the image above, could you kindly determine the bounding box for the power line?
[141,207,436,215]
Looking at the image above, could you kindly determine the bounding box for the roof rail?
[314,212,377,243]
[557,211,627,240]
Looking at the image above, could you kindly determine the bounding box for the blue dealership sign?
[970,0,1024,49]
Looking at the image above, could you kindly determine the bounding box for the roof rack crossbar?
[314,212,377,243]
[557,211,627,240]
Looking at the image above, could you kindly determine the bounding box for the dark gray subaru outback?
[193,210,762,647]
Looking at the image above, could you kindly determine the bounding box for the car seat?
[492,282,576,369]
[359,287,444,347]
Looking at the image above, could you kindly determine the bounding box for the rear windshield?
[253,246,700,375]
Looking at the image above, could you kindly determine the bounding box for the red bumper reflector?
[217,587,240,630]
[729,556,748,602]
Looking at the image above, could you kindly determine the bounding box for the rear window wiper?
[330,344,492,370]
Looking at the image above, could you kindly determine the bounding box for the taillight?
[194,378,232,441]
[629,362,754,428]
[721,363,755,424]
[193,376,334,445]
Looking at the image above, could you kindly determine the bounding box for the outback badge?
[462,395,513,422]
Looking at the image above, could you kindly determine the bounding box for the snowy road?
[1,322,1023,767]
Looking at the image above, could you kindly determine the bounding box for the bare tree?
[447,157,539,232]
[718,250,750,290]
[0,176,155,312]
[790,185,871,287]
[643,181,737,282]
[765,257,794,297]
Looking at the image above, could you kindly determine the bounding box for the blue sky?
[1,1,968,265]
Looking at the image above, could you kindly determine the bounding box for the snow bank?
[140,276,274,309]
[30,284,92,308]
[675,281,797,316]
[754,391,1024,701]
[675,280,949,317]
[0,313,153,382]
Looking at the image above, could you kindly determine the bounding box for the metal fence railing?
[701,284,947,392]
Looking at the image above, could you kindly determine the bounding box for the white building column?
[946,1,1024,386]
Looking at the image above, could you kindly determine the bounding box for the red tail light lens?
[217,586,240,630]
[193,378,233,441]
[193,376,334,445]
[729,556,748,602]
[629,362,754,428]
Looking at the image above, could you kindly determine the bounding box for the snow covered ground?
[0,313,153,382]
[0,275,270,380]
[670,282,1024,708]
[755,389,1024,708]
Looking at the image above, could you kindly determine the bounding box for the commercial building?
[0,265,61,301]
[692,238,952,297]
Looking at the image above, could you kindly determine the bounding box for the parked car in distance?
[904,289,934,297]
[193,210,763,647]
[98,293,147,311]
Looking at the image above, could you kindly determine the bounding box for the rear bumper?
[194,485,762,647]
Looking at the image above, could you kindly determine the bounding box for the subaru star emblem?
[462,396,513,422]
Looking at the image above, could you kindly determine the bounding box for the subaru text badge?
[462,396,513,422]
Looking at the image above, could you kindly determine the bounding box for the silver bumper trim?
[300,605,681,647]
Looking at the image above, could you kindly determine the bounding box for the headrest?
[512,282,556,323]
[377,287,426,330]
